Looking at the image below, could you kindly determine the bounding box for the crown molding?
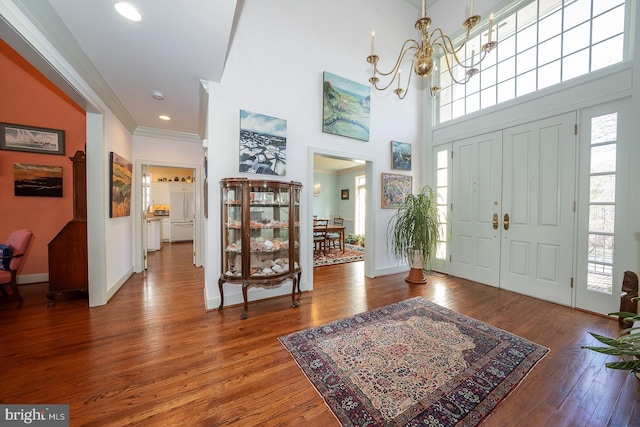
[133,126,202,144]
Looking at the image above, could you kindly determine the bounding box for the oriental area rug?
[279,297,548,426]
[313,244,364,267]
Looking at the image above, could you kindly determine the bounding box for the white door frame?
[307,147,377,292]
[133,160,203,273]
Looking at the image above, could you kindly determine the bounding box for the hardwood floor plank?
[2,242,639,426]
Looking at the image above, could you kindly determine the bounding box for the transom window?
[435,0,627,124]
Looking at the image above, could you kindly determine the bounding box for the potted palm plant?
[582,306,640,378]
[387,185,441,284]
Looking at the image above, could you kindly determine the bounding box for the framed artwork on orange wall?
[0,122,65,155]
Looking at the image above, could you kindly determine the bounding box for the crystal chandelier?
[366,0,497,99]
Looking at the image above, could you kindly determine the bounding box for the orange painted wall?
[0,39,86,279]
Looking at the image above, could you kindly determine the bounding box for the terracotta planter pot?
[406,250,427,284]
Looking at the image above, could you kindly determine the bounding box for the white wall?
[312,171,339,218]
[103,109,135,297]
[204,0,425,309]
[312,166,366,235]
[337,167,366,236]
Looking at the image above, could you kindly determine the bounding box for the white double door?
[450,112,576,305]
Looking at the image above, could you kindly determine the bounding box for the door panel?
[451,131,502,287]
[500,113,576,305]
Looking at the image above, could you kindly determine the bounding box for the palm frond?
[387,186,441,268]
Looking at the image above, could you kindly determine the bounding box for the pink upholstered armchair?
[0,229,34,308]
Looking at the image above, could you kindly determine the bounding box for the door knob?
[492,213,499,229]
[504,213,510,230]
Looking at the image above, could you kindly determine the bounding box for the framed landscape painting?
[110,152,132,218]
[381,173,412,209]
[0,122,65,155]
[391,141,411,170]
[239,110,287,176]
[322,72,370,141]
[14,163,63,197]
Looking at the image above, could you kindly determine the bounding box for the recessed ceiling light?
[151,91,164,100]
[159,115,171,121]
[115,2,142,22]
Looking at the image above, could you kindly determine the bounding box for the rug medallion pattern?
[279,297,548,426]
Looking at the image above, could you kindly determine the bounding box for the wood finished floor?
[2,242,639,426]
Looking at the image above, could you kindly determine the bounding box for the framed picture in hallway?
[381,173,412,209]
[0,122,65,155]
[109,152,132,218]
[391,141,411,170]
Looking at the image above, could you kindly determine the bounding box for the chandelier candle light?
[367,0,497,99]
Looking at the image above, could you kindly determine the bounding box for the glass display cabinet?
[219,178,302,319]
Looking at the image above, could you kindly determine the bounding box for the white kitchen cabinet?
[150,182,170,205]
[169,182,194,193]
[162,218,171,242]
[147,219,162,251]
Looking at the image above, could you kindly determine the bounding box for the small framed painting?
[341,189,349,200]
[391,141,411,170]
[381,173,412,209]
[14,163,63,197]
[0,122,65,155]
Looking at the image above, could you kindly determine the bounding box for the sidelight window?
[586,113,617,294]
[435,149,448,261]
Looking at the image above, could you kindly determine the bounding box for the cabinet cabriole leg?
[291,274,300,307]
[218,278,224,311]
[241,282,249,319]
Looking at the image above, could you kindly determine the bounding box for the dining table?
[313,222,346,254]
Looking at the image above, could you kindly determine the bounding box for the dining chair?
[0,229,34,308]
[313,219,328,255]
[326,217,344,251]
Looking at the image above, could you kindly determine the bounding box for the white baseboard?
[17,273,48,285]
[106,268,134,302]
[374,264,409,277]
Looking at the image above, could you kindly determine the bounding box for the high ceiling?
[4,0,435,141]
[8,0,238,140]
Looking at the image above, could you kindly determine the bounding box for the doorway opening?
[141,164,198,271]
[311,151,374,280]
